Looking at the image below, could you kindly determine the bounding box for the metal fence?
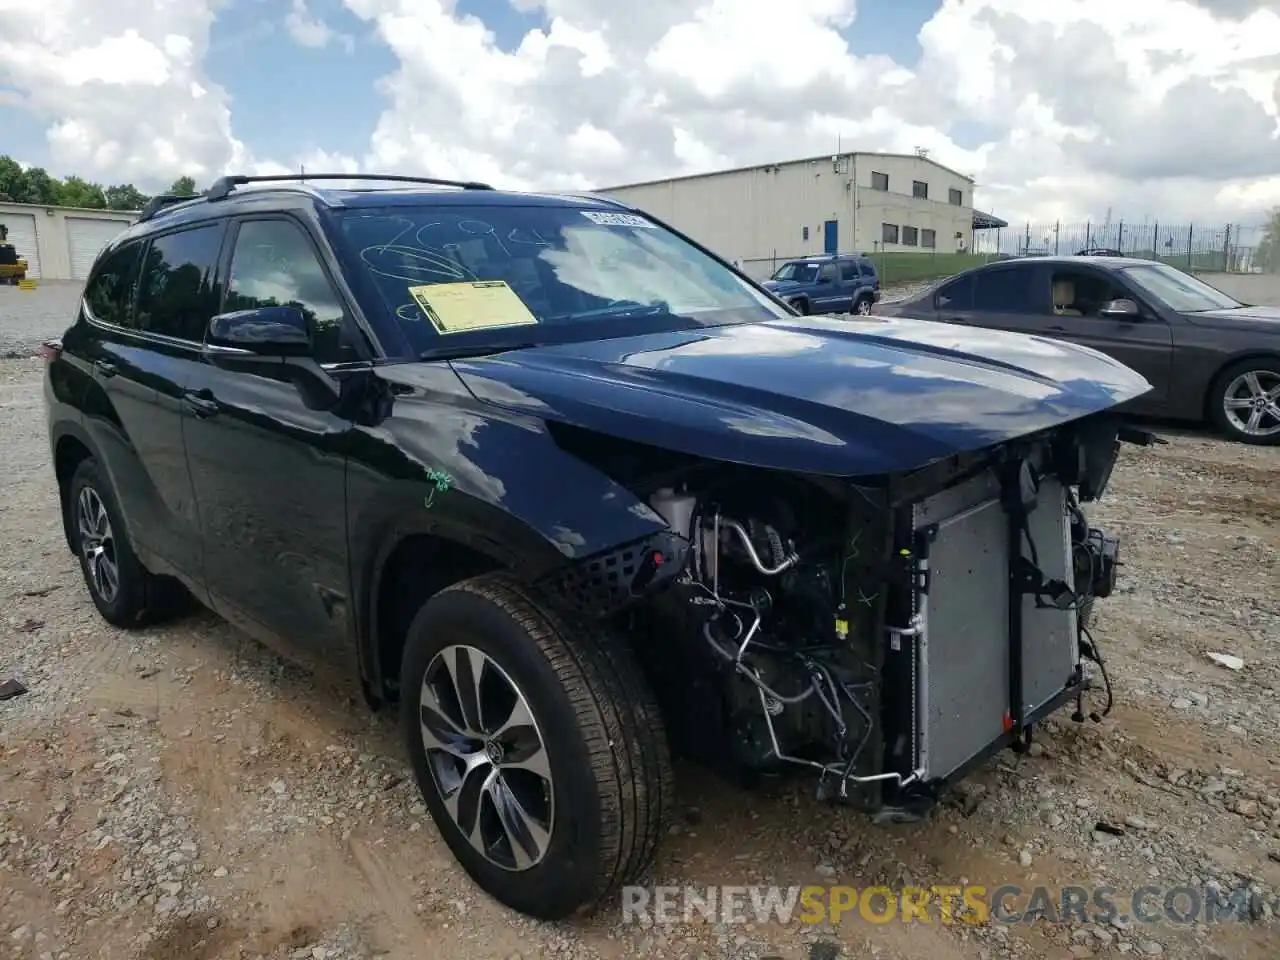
[972,221,1264,273]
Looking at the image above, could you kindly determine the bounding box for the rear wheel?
[1208,359,1280,445]
[853,295,873,315]
[67,458,187,627]
[400,573,674,919]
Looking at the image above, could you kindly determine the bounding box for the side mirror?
[207,306,312,357]
[1099,298,1140,318]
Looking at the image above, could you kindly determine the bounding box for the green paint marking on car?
[424,468,454,508]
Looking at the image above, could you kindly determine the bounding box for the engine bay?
[546,416,1130,820]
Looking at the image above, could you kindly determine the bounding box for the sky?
[1,0,1279,226]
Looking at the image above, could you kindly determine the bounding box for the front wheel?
[788,298,809,314]
[1208,359,1280,445]
[400,573,674,920]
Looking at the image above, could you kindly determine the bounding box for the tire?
[853,295,873,316]
[789,298,809,315]
[1207,358,1280,445]
[400,572,674,920]
[67,457,186,627]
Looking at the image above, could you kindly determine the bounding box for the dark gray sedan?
[875,256,1280,444]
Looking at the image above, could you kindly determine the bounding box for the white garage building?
[596,151,1003,280]
[0,202,137,281]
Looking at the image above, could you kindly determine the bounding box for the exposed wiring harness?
[1073,624,1114,723]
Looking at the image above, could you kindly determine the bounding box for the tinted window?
[935,276,974,310]
[972,267,1033,312]
[84,241,143,327]
[135,225,225,341]
[225,219,354,363]
[818,262,838,281]
[337,205,787,357]
[839,260,859,281]
[858,261,875,278]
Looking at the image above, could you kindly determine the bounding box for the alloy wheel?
[419,644,554,872]
[1222,369,1280,438]
[77,486,119,604]
[855,298,872,315]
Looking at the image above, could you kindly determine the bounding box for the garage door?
[68,217,132,280]
[0,212,41,278]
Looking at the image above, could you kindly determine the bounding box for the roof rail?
[137,194,201,223]
[205,173,495,202]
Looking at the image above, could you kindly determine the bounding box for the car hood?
[762,279,805,292]
[450,315,1152,477]
[1186,305,1280,329]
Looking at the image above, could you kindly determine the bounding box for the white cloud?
[0,0,1277,227]
[284,0,355,53]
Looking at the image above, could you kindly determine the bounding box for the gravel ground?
[2,285,1278,960]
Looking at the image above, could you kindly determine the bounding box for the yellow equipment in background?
[0,223,30,285]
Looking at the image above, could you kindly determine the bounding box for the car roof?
[946,254,1158,279]
[782,253,873,263]
[117,176,638,243]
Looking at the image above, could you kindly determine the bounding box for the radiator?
[902,468,1079,782]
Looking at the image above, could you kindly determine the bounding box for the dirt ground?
[1,353,1277,960]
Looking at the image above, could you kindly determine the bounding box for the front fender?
[346,363,680,637]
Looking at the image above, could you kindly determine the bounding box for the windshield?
[772,262,819,283]
[333,203,786,356]
[1120,263,1242,313]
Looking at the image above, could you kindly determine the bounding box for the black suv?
[44,173,1149,920]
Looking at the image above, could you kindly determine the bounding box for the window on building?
[871,171,889,191]
[912,181,928,200]
[921,229,937,249]
[225,218,354,364]
[971,266,1034,313]
[902,226,919,247]
[84,241,144,327]
[881,223,899,245]
[949,188,964,206]
[135,224,226,341]
[802,226,809,241]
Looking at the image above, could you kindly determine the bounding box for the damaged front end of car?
[535,414,1153,822]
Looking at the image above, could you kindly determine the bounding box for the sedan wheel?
[1213,362,1280,444]
[419,644,553,872]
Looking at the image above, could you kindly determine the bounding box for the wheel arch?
[51,421,102,554]
[1202,349,1280,421]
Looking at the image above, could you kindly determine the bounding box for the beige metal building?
[597,151,990,279]
[0,202,138,281]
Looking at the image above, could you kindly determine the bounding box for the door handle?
[182,392,219,418]
[93,360,117,378]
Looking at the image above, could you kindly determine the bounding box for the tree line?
[0,155,197,211]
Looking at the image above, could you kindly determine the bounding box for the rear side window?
[935,275,974,310]
[972,267,1034,312]
[135,224,226,341]
[858,260,876,278]
[225,219,354,364]
[84,242,143,327]
[839,260,859,281]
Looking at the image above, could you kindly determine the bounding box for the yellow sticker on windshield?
[407,281,539,335]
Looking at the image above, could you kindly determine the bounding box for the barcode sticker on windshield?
[580,211,656,228]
